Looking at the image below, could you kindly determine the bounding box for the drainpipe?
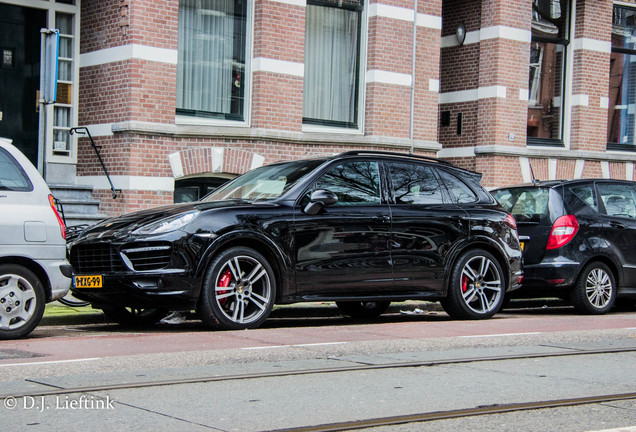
[409,0,418,154]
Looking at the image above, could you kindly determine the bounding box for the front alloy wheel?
[0,264,46,340]
[571,262,616,315]
[198,247,276,330]
[441,249,504,320]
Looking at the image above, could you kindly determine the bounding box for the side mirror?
[303,189,338,215]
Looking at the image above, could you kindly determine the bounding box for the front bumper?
[71,270,199,310]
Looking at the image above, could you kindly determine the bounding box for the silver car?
[0,138,71,339]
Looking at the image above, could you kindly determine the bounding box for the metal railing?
[70,127,118,199]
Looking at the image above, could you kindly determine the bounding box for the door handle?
[610,221,625,229]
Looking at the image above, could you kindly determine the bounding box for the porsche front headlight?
[136,210,199,235]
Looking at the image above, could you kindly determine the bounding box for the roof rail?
[338,150,452,165]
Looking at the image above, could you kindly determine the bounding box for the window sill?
[302,123,363,135]
[175,115,249,128]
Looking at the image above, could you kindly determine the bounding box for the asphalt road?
[0,301,635,431]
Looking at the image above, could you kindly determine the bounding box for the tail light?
[546,215,578,250]
[48,194,66,240]
[503,213,517,231]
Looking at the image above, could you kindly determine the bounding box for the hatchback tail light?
[546,214,578,250]
[48,194,67,240]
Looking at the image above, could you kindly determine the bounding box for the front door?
[0,5,46,167]
[292,160,393,298]
[596,181,636,287]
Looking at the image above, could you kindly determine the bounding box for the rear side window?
[437,169,477,203]
[492,188,549,223]
[598,183,636,218]
[0,148,33,191]
[387,162,444,205]
[565,184,598,212]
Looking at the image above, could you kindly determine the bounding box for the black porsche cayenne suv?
[492,179,636,314]
[69,150,523,329]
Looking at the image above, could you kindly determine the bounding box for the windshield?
[202,159,325,202]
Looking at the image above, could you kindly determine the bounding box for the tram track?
[270,392,636,432]
[2,346,635,400]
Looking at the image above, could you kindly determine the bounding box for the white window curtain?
[304,5,359,125]
[177,0,234,114]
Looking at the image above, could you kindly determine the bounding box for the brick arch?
[169,147,265,179]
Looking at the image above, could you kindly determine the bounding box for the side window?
[437,169,477,204]
[388,162,443,205]
[567,184,598,211]
[598,183,636,218]
[0,148,32,191]
[314,161,381,205]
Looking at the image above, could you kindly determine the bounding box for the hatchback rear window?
[0,148,33,191]
[491,187,549,223]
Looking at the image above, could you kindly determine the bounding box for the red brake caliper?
[217,270,232,305]
[461,274,468,292]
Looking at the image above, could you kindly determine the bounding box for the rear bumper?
[39,259,72,302]
[515,259,580,292]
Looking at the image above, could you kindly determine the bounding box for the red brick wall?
[476,156,525,188]
[439,0,532,151]
[250,1,305,130]
[569,0,613,152]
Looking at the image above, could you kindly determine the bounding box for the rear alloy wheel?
[336,301,391,319]
[198,247,276,330]
[101,306,168,327]
[441,249,504,319]
[571,262,616,315]
[0,264,46,340]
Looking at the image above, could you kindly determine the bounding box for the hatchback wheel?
[441,249,504,319]
[336,301,391,319]
[571,262,616,315]
[198,247,276,330]
[0,264,45,340]
[102,306,168,326]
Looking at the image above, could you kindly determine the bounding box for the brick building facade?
[2,0,636,218]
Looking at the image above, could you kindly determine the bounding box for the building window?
[608,6,636,150]
[303,0,362,129]
[176,0,247,121]
[53,12,75,155]
[527,0,569,146]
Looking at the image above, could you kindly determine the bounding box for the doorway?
[0,4,46,167]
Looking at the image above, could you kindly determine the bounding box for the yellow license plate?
[520,241,525,251]
[74,275,102,288]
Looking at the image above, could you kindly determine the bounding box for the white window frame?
[175,0,254,128]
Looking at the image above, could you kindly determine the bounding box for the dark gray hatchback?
[492,179,636,314]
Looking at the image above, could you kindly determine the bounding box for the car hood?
[76,200,263,239]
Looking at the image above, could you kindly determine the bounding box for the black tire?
[101,306,168,327]
[441,249,505,320]
[198,247,276,330]
[570,262,616,315]
[0,264,46,340]
[336,301,391,319]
